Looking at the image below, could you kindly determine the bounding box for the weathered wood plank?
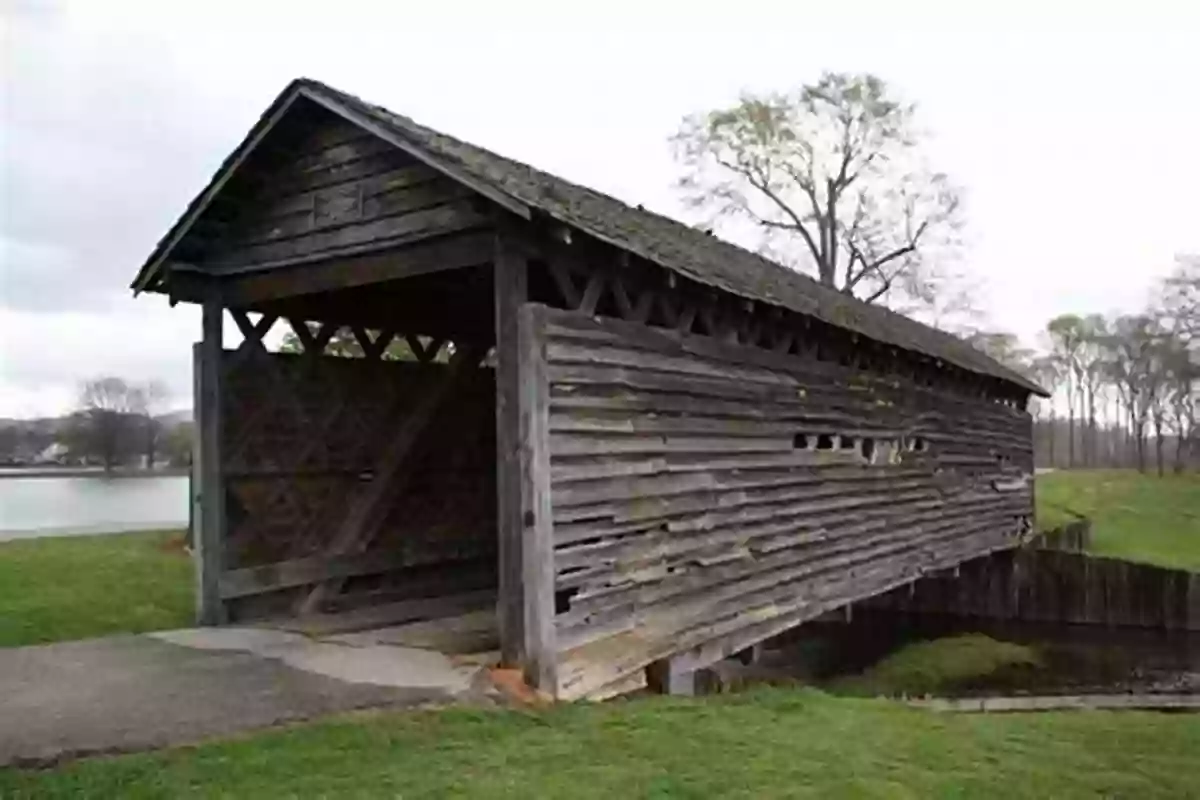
[209,200,487,269]
[174,231,494,305]
[220,548,414,598]
[494,234,527,667]
[225,177,472,248]
[194,301,227,625]
[518,302,557,692]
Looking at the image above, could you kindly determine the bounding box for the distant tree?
[1045,315,1088,468]
[1161,253,1198,345]
[1030,355,1064,467]
[278,324,440,361]
[1075,314,1110,467]
[162,420,195,468]
[141,380,169,468]
[964,330,1034,374]
[672,72,965,310]
[74,377,147,471]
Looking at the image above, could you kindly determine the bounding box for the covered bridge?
[133,78,1046,700]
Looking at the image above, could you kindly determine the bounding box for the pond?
[0,474,189,541]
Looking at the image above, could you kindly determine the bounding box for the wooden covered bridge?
[133,78,1047,700]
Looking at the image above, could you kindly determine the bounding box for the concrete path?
[0,628,492,766]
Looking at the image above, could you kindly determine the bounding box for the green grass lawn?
[3,688,1197,799]
[1036,470,1200,572]
[0,530,193,647]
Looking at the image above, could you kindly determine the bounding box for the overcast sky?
[2,1,1197,417]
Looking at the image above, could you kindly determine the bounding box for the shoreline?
[0,467,190,480]
[0,523,188,543]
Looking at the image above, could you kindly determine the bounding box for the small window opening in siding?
[555,587,579,614]
[840,435,857,450]
[861,437,876,463]
[816,433,835,450]
[912,437,928,452]
[792,433,810,450]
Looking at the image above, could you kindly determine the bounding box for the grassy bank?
[3,688,1197,798]
[829,634,1042,697]
[1036,470,1200,571]
[0,531,192,647]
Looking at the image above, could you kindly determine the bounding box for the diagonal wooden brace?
[295,343,485,615]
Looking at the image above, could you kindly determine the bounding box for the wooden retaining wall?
[530,306,1038,699]
[864,526,1200,632]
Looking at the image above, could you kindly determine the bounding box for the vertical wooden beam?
[194,299,227,625]
[494,234,528,667]
[646,656,696,696]
[518,303,556,692]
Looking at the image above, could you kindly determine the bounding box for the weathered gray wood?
[210,200,486,269]
[170,231,494,304]
[225,179,474,249]
[299,84,531,220]
[296,344,482,615]
[578,270,607,315]
[194,300,227,625]
[278,589,497,637]
[518,303,557,692]
[220,549,416,599]
[547,258,581,308]
[494,234,528,666]
[533,306,1035,698]
[646,656,695,696]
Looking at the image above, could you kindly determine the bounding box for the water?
[0,475,189,540]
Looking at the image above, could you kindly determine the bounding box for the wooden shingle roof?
[136,77,1045,395]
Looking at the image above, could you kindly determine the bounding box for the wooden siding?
[530,306,1035,699]
[182,111,489,272]
[864,544,1200,632]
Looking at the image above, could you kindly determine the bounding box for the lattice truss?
[219,310,493,578]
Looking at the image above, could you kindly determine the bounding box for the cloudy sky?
[2,0,1197,417]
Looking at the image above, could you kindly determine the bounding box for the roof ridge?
[140,76,1043,394]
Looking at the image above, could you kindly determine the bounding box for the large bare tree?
[75,377,148,471]
[672,72,964,308]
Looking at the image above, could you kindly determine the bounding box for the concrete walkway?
[0,628,493,767]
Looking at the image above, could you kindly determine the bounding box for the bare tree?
[964,330,1034,374]
[1075,314,1110,467]
[1031,355,1063,468]
[141,380,169,469]
[1161,253,1199,345]
[672,72,964,309]
[1045,315,1088,468]
[77,377,147,471]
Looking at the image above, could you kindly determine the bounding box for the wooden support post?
[194,299,227,625]
[494,234,528,667]
[736,643,764,666]
[647,656,696,697]
[518,303,556,692]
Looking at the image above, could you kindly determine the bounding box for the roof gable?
[134,77,1044,396]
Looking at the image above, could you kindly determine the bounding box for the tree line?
[968,255,1197,475]
[0,377,192,471]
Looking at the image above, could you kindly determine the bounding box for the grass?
[1036,470,1200,572]
[0,530,193,647]
[830,634,1042,697]
[2,688,1198,798]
